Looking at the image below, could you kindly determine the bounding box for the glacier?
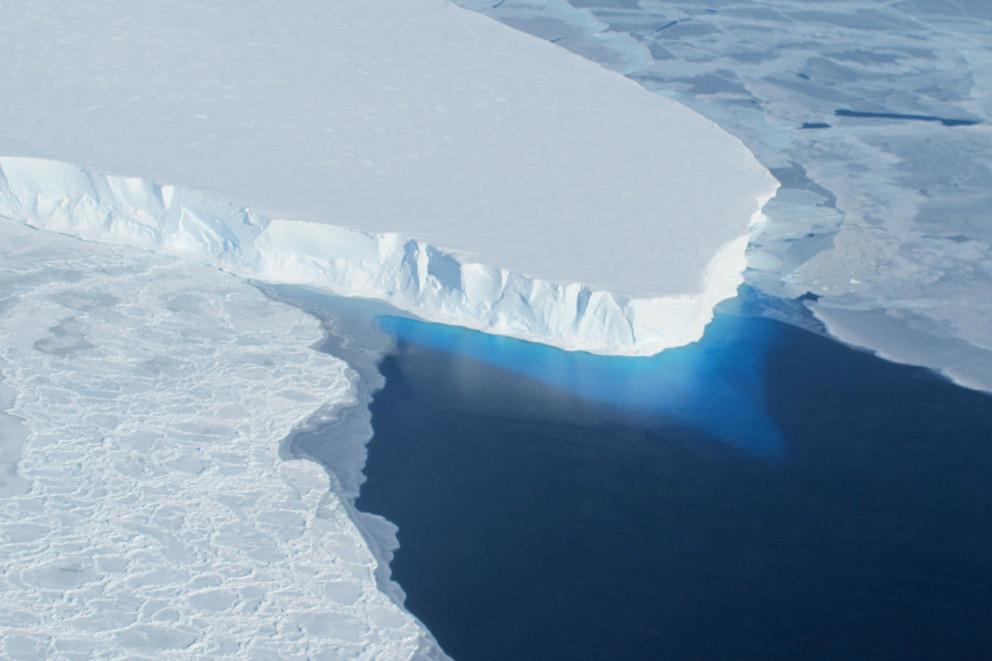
[0,0,775,353]
[459,0,992,392]
[0,156,772,356]
[0,0,781,657]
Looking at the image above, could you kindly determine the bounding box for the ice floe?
[0,220,443,658]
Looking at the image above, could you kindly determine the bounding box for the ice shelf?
[0,156,772,354]
[0,0,776,353]
[462,0,992,392]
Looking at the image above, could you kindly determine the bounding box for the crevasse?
[0,156,774,354]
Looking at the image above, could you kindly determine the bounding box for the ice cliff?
[0,157,773,355]
[0,0,776,354]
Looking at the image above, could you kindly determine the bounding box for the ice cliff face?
[0,157,774,355]
[0,0,777,354]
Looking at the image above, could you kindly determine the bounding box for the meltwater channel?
[273,286,992,661]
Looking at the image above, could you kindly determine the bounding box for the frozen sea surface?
[459,0,992,391]
[0,220,442,658]
[0,383,28,498]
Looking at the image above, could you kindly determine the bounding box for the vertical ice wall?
[0,156,774,355]
[0,0,776,354]
[459,0,992,391]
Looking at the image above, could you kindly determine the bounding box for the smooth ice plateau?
[0,0,775,354]
[0,0,777,658]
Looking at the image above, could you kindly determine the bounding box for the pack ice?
[0,0,775,354]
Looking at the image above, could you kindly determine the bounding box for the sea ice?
[0,383,28,498]
[0,220,443,658]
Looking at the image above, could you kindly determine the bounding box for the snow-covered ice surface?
[0,0,775,354]
[0,220,442,659]
[0,155,769,356]
[0,382,29,498]
[0,1,785,656]
[458,0,992,391]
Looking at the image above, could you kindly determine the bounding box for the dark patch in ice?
[788,8,919,31]
[800,122,831,129]
[656,20,718,38]
[33,317,95,357]
[835,108,981,127]
[48,290,118,312]
[769,163,838,208]
[677,73,748,96]
[166,292,207,315]
[653,19,683,34]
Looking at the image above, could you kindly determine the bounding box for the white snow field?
[0,0,775,354]
[0,220,442,659]
[460,0,992,391]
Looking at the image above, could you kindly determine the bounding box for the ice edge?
[0,156,778,355]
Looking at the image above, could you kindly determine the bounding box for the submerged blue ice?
[377,312,785,456]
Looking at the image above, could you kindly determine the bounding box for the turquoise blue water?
[359,312,992,660]
[376,313,784,456]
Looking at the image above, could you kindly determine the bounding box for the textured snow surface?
[0,382,28,498]
[0,220,442,659]
[0,0,774,308]
[0,157,771,355]
[463,0,992,391]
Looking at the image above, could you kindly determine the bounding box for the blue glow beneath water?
[360,312,992,660]
[376,314,785,456]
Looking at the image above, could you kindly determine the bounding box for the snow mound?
[0,156,773,355]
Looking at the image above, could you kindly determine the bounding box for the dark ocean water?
[356,313,992,660]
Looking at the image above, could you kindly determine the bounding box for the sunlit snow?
[461,0,992,391]
[0,221,442,658]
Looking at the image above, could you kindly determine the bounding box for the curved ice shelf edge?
[0,156,778,355]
